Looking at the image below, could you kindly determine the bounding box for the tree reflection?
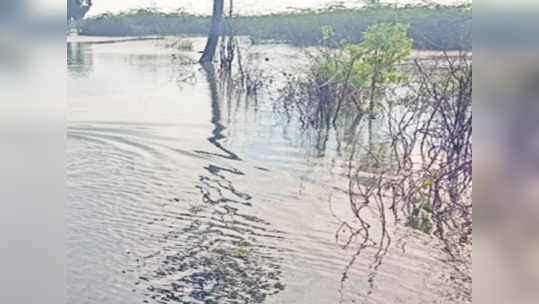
[67,43,93,78]
[134,64,286,304]
[192,64,241,161]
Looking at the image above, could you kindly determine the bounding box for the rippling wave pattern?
[68,121,286,304]
[136,169,286,303]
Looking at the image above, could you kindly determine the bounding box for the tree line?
[78,4,472,51]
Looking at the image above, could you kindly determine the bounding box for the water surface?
[67,37,460,304]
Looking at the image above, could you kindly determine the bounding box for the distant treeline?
[80,4,472,51]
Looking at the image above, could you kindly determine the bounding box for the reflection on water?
[67,38,463,304]
[67,43,93,78]
[131,66,286,303]
[198,65,241,161]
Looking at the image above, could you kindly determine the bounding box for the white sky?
[85,0,467,16]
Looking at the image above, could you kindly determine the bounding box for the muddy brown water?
[67,37,462,304]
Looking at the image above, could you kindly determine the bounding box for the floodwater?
[67,37,463,304]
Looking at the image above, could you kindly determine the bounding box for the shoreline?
[67,35,164,44]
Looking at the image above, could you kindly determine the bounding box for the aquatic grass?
[176,40,194,52]
[163,39,195,52]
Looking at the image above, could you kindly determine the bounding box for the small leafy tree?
[311,23,413,122]
[357,23,413,113]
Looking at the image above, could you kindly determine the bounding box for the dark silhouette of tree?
[200,0,224,64]
[67,0,92,24]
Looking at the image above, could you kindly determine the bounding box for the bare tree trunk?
[200,0,225,64]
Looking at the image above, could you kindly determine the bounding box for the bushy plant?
[279,23,413,127]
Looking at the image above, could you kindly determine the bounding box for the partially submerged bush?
[278,23,413,127]
[272,23,472,297]
[342,52,472,299]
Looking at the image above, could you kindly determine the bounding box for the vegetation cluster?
[230,22,472,298]
[79,4,472,51]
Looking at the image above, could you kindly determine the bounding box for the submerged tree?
[200,0,225,64]
[67,0,92,25]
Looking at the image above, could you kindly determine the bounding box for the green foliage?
[236,247,250,258]
[321,26,336,41]
[79,5,472,51]
[357,23,412,87]
[80,9,212,36]
[420,203,434,214]
[422,179,433,188]
[178,41,194,51]
[248,4,471,50]
[278,22,414,128]
[315,23,412,93]
[407,175,438,233]
[407,217,434,234]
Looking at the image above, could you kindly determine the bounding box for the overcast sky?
[85,0,466,16]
